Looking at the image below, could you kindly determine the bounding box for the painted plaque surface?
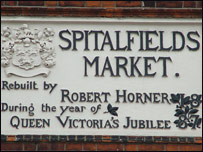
[1,17,202,136]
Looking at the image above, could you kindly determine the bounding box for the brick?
[59,136,67,142]
[59,1,85,7]
[16,135,24,142]
[179,137,186,143]
[77,135,85,142]
[86,136,94,142]
[33,135,41,142]
[116,1,142,7]
[7,135,16,142]
[1,142,23,151]
[1,7,202,18]
[187,137,195,143]
[157,1,183,8]
[102,1,115,8]
[19,1,44,6]
[66,143,82,151]
[1,1,5,6]
[102,136,111,142]
[138,144,165,151]
[125,144,137,151]
[195,137,202,143]
[95,135,102,142]
[97,143,123,151]
[38,143,51,151]
[162,137,169,142]
[24,143,36,151]
[24,135,33,142]
[46,1,58,6]
[184,1,196,8]
[197,1,202,8]
[42,135,49,142]
[128,136,137,143]
[51,135,58,142]
[111,136,120,142]
[68,135,76,142]
[5,1,17,6]
[145,136,153,143]
[171,137,178,143]
[179,144,202,151]
[84,143,97,151]
[51,143,65,151]
[166,144,179,151]
[137,137,144,143]
[1,135,6,142]
[143,1,155,7]
[120,136,128,142]
[87,1,101,7]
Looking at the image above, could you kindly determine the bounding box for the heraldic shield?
[1,24,56,77]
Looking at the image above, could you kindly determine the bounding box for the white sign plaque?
[1,17,202,137]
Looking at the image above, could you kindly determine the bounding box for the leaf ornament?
[189,109,198,115]
[104,104,119,116]
[170,94,180,103]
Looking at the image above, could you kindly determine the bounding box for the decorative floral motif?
[104,104,119,116]
[170,94,202,129]
[1,24,56,71]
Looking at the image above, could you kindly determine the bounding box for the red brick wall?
[1,142,203,151]
[1,1,202,17]
[1,1,202,8]
[1,136,202,151]
[1,1,202,151]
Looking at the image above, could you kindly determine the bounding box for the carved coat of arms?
[1,24,56,77]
